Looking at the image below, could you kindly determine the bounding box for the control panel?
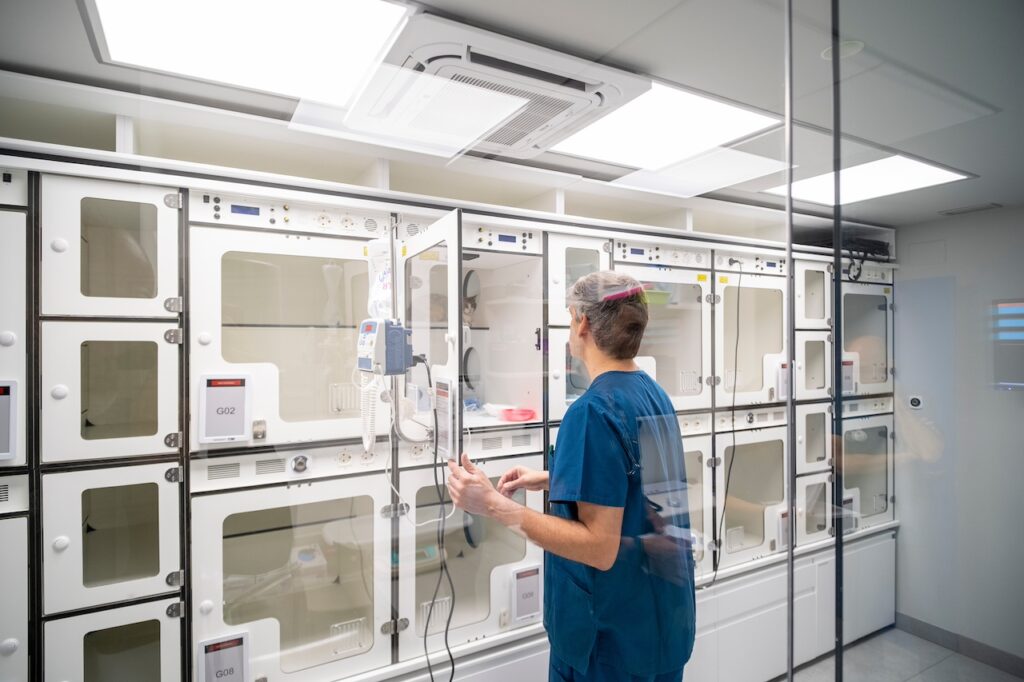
[842,260,894,283]
[841,396,893,417]
[715,406,788,433]
[189,191,390,238]
[678,412,712,437]
[613,240,709,268]
[463,224,541,254]
[715,250,787,275]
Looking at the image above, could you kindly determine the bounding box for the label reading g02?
[200,377,249,443]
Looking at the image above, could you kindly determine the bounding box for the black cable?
[415,356,456,682]
[708,259,744,588]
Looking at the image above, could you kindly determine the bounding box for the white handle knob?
[199,600,214,615]
[797,436,804,445]
[0,331,15,347]
[52,536,70,552]
[51,238,69,253]
[552,371,562,380]
[0,638,18,656]
[50,385,69,400]
[198,332,212,346]
[552,277,560,284]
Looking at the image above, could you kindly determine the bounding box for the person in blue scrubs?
[448,271,696,681]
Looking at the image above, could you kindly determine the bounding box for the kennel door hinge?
[166,602,185,619]
[381,618,409,635]
[164,192,183,210]
[380,502,410,519]
[164,465,183,482]
[705,293,721,305]
[163,434,183,450]
[164,328,184,344]
[165,570,185,587]
[163,297,183,313]
[706,456,722,468]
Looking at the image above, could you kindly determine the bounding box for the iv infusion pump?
[357,319,412,376]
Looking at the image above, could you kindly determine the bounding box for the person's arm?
[448,455,622,571]
[496,465,549,494]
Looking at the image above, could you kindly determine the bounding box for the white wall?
[894,206,1024,659]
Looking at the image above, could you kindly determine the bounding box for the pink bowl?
[501,408,536,422]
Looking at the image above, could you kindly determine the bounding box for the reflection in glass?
[805,411,828,465]
[566,342,590,402]
[414,480,527,636]
[223,497,375,672]
[221,252,368,422]
[722,440,784,553]
[805,339,826,390]
[80,197,158,299]
[844,425,889,518]
[843,293,889,386]
[804,268,826,321]
[723,287,783,393]
[565,247,600,298]
[84,619,160,681]
[805,482,828,537]
[405,248,449,369]
[82,483,160,587]
[637,283,703,398]
[81,341,158,440]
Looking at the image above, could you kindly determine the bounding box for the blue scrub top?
[545,370,696,678]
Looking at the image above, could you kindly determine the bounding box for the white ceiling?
[0,0,1021,226]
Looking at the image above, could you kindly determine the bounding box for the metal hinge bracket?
[706,456,722,468]
[381,618,409,635]
[164,329,183,344]
[164,434,182,450]
[380,503,410,519]
[163,193,183,210]
[166,570,185,587]
[163,297,183,313]
[166,602,185,619]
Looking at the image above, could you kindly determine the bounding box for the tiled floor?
[793,628,1023,682]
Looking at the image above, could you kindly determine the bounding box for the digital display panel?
[497,234,516,244]
[230,204,260,216]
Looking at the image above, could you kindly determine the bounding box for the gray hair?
[567,270,649,360]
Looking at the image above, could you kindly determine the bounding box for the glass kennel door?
[189,226,378,450]
[841,414,895,530]
[841,283,894,396]
[40,174,179,318]
[42,462,181,614]
[460,250,543,429]
[615,264,712,411]
[546,327,590,423]
[714,273,787,406]
[44,597,182,682]
[795,260,832,330]
[547,233,610,326]
[714,425,789,570]
[795,403,833,475]
[795,472,833,546]
[191,474,392,681]
[0,211,26,467]
[40,321,180,462]
[397,454,544,660]
[794,331,833,401]
[0,516,28,681]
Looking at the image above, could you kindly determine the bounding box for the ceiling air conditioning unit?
[361,13,650,159]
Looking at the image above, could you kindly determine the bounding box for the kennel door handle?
[50,385,69,400]
[0,638,18,656]
[52,536,70,552]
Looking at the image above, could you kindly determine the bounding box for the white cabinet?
[191,473,393,681]
[714,272,788,407]
[42,462,181,614]
[841,282,894,396]
[44,597,182,682]
[547,233,610,326]
[40,321,180,462]
[0,211,26,468]
[0,516,28,682]
[614,263,712,411]
[189,226,384,451]
[41,175,180,318]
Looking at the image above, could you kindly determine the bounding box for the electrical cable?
[708,259,744,588]
[416,356,456,682]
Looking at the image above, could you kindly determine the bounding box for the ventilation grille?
[329,617,370,653]
[364,218,379,232]
[421,596,453,635]
[405,223,421,237]
[208,462,241,480]
[450,74,574,148]
[938,202,1002,216]
[510,433,532,448]
[482,436,503,451]
[255,458,286,476]
[0,484,8,503]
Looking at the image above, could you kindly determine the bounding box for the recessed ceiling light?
[821,40,865,61]
[611,147,788,198]
[763,155,967,205]
[550,83,779,169]
[91,0,409,108]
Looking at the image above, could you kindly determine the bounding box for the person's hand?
[496,466,548,497]
[447,454,503,517]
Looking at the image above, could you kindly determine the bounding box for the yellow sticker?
[884,287,892,294]
[401,245,407,257]
[719,276,729,284]
[697,274,708,282]
[363,246,369,257]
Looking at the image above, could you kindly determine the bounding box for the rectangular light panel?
[92,0,410,108]
[611,147,788,198]
[551,83,779,169]
[765,155,967,205]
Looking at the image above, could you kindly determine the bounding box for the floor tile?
[907,654,1024,682]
